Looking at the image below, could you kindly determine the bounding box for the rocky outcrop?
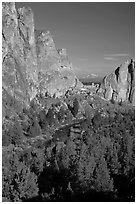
[2,2,38,112]
[36,30,78,97]
[2,2,134,112]
[2,2,82,114]
[99,59,135,105]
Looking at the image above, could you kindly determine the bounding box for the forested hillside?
[3,92,135,201]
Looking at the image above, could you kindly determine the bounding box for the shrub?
[2,148,39,201]
[2,117,24,146]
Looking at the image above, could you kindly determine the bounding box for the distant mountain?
[79,74,103,84]
[84,73,99,78]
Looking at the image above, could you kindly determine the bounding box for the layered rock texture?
[99,59,135,105]
[2,2,81,113]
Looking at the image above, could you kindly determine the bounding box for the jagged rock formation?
[2,1,134,124]
[99,59,135,105]
[2,2,82,115]
[36,30,79,97]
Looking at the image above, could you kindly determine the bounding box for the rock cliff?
[2,3,38,108]
[35,30,78,97]
[99,59,135,105]
[2,2,134,115]
[2,2,82,114]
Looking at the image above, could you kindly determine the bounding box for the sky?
[16,2,135,78]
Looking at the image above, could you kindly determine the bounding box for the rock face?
[36,30,78,97]
[2,2,38,111]
[2,2,134,112]
[2,2,81,114]
[100,59,135,105]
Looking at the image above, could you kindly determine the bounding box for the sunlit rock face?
[2,2,82,111]
[100,59,135,104]
[35,30,79,97]
[2,2,38,109]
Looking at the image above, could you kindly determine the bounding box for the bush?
[2,148,39,201]
[2,117,24,146]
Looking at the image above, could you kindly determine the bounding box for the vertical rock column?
[100,59,135,104]
[2,2,38,108]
